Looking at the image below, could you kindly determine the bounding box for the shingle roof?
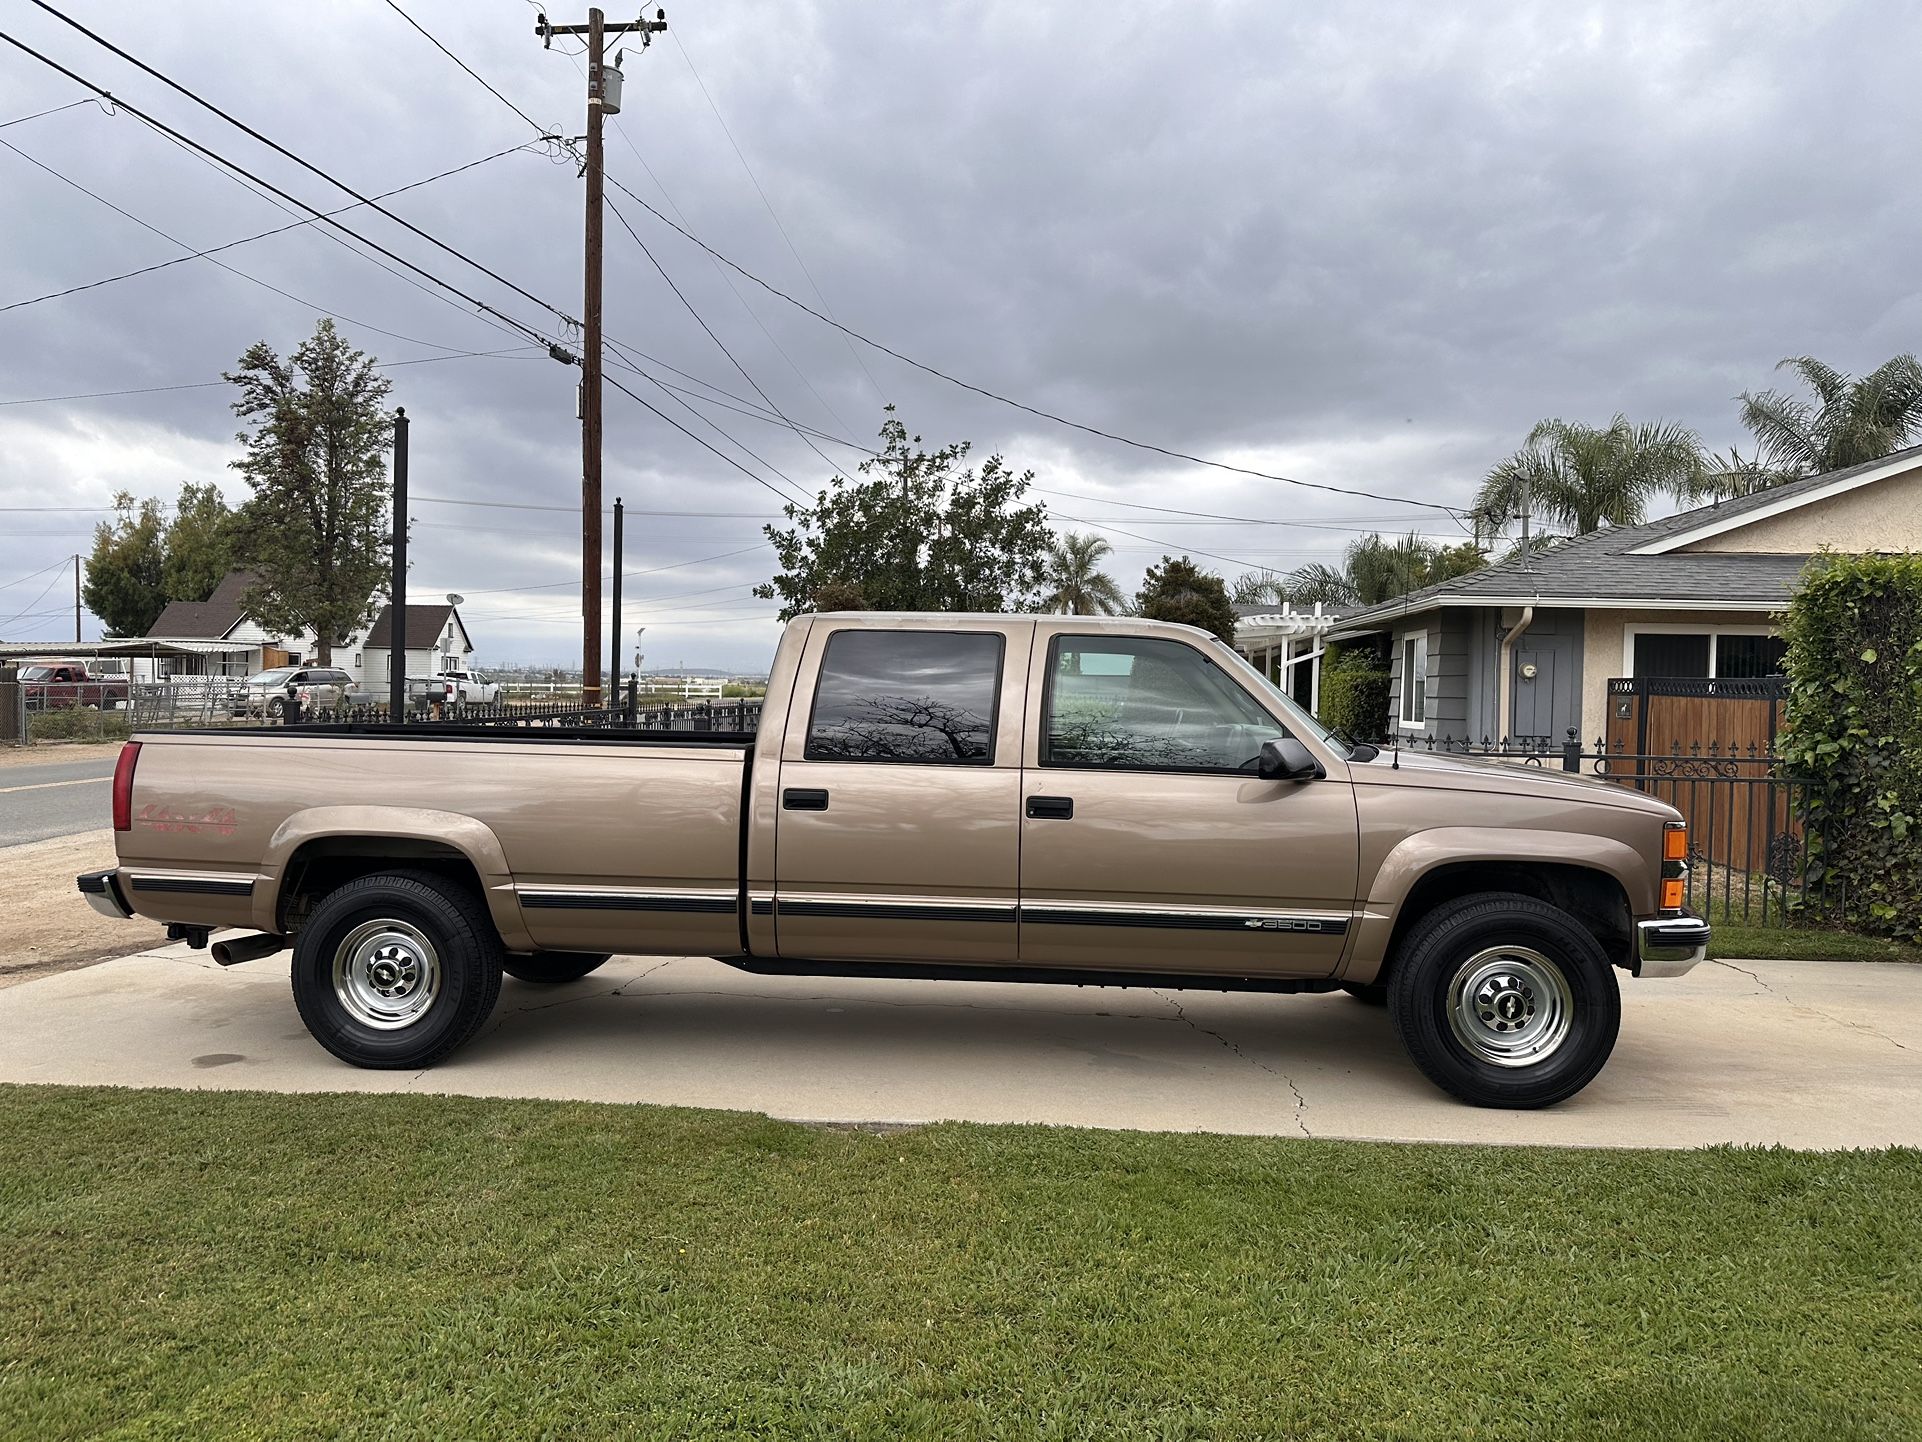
[145,570,259,639]
[1328,444,1922,639]
[362,603,456,650]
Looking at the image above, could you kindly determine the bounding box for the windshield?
[245,668,299,686]
[1214,641,1353,759]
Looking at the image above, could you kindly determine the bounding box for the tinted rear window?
[805,630,1002,764]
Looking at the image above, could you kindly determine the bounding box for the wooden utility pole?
[610,495,624,709]
[537,6,666,709]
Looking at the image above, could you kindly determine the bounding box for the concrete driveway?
[2,942,1917,1148]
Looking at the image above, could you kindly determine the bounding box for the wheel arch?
[255,806,532,952]
[1343,828,1643,985]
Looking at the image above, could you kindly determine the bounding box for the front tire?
[291,870,504,1070]
[1387,892,1620,1109]
[503,951,611,984]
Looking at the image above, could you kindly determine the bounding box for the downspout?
[1497,604,1535,745]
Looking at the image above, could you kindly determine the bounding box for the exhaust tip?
[211,933,287,967]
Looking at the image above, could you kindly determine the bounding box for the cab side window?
[1043,635,1283,773]
[805,630,1003,764]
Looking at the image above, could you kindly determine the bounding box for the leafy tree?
[1473,415,1705,537]
[756,408,1053,620]
[1135,556,1237,643]
[1735,354,1922,482]
[81,492,167,636]
[161,481,237,605]
[1239,532,1486,610]
[225,320,394,662]
[1043,531,1126,614]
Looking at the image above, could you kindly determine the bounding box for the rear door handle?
[783,787,830,811]
[1026,795,1074,820]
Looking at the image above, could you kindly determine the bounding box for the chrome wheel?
[331,919,441,1030]
[1446,945,1573,1068]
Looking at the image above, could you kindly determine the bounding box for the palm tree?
[1237,533,1484,611]
[1042,531,1126,615]
[1736,353,1922,481]
[1473,415,1706,537]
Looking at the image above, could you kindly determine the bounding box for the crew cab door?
[771,620,1031,963]
[1018,629,1358,977]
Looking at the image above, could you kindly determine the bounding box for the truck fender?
[1344,827,1650,981]
[254,806,534,953]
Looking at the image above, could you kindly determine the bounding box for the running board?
[711,955,1342,995]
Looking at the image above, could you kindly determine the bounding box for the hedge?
[1779,552,1922,940]
[27,706,132,744]
[1316,645,1391,744]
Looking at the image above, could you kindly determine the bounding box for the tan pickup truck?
[78,612,1707,1109]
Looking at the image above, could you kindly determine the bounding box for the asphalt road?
[3,945,1917,1149]
[0,752,116,847]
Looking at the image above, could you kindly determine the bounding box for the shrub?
[1778,552,1922,940]
[1317,645,1391,743]
[28,706,133,744]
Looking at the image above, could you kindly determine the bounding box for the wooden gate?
[1602,677,1791,874]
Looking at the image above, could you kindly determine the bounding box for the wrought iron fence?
[1394,731,1833,927]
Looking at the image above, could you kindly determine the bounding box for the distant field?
[3,1086,1918,1440]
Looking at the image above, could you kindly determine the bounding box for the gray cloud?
[2,0,1917,667]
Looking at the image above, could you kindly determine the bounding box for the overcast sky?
[3,0,1917,671]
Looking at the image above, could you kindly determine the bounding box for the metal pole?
[73,553,81,642]
[580,6,606,710]
[610,495,623,711]
[390,407,409,721]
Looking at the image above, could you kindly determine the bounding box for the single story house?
[1326,443,1922,746]
[1233,601,1338,711]
[146,570,475,687]
[355,602,474,684]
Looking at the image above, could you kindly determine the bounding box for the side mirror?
[1258,736,1323,782]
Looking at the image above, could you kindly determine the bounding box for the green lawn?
[2,1087,1919,1441]
[1708,912,1922,965]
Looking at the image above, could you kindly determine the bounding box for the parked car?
[344,676,456,711]
[18,661,129,711]
[232,666,353,719]
[437,669,499,704]
[80,612,1707,1108]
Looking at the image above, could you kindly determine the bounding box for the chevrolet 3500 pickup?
[78,612,1708,1108]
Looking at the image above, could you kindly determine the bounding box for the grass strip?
[1,1084,1918,1440]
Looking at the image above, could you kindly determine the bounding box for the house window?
[353,653,362,670]
[1399,633,1428,727]
[1630,629,1786,680]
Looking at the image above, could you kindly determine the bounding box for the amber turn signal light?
[1663,824,1689,862]
[1660,877,1686,911]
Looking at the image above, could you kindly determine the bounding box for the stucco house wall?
[1680,470,1922,554]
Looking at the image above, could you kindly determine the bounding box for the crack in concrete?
[1714,959,1909,1052]
[1154,991,1311,1137]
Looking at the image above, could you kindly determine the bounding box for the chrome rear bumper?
[1635,913,1709,978]
[76,868,133,921]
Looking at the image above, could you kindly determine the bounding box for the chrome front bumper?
[76,868,133,921]
[1635,913,1709,978]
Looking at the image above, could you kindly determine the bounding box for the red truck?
[19,660,130,711]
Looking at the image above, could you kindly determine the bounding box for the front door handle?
[783,787,830,811]
[1026,795,1074,820]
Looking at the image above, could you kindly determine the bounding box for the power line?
[0,348,542,408]
[0,27,568,352]
[380,0,550,136]
[0,555,75,592]
[1,139,546,315]
[459,543,772,597]
[413,497,777,517]
[603,173,1463,517]
[603,373,812,509]
[602,352,815,503]
[603,194,847,480]
[25,0,579,333]
[670,29,888,407]
[0,95,97,129]
[1034,487,1462,536]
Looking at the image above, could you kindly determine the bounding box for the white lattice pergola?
[1233,602,1339,713]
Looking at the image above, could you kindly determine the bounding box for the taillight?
[112,740,141,832]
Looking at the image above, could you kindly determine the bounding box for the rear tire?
[503,951,611,984]
[291,870,504,1070]
[1387,891,1620,1109]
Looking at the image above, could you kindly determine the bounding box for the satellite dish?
[445,593,464,606]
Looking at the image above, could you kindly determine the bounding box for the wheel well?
[1381,861,1632,976]
[277,836,485,935]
